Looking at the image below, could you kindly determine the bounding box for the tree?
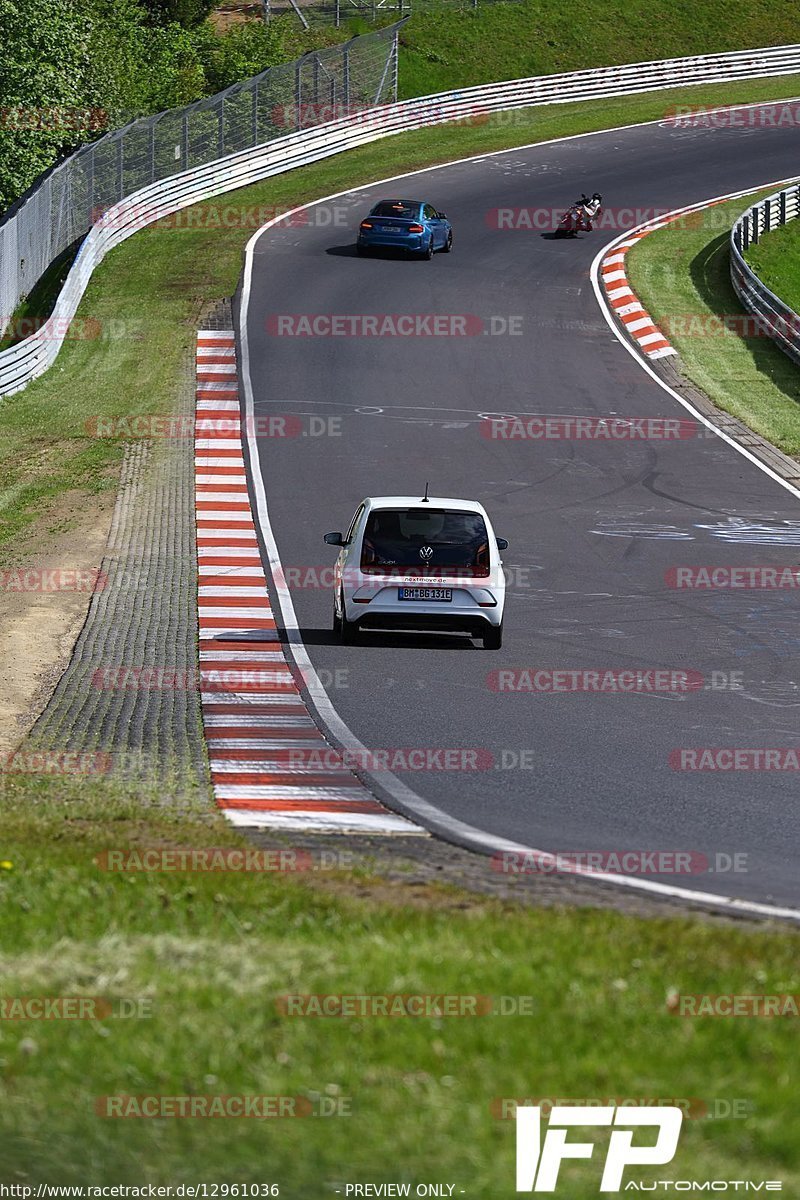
[141,0,217,28]
[0,0,95,211]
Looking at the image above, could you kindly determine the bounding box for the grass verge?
[398,0,800,98]
[626,189,800,454]
[745,213,800,315]
[1,777,799,1186]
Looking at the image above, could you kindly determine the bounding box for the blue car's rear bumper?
[358,233,426,251]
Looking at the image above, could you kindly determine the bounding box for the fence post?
[335,0,340,28]
[218,96,225,157]
[117,135,124,202]
[295,60,303,127]
[343,44,350,108]
[393,26,400,100]
[149,120,156,183]
[182,112,189,170]
[252,78,259,146]
[87,146,95,224]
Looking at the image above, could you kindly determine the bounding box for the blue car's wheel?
[422,236,434,260]
[443,229,453,253]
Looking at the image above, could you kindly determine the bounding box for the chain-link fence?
[264,0,500,30]
[0,22,401,339]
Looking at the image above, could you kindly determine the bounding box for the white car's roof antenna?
[421,482,430,503]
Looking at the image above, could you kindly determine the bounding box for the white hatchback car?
[324,494,508,649]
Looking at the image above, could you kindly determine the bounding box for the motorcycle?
[556,192,603,237]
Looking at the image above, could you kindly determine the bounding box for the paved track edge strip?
[195,330,424,835]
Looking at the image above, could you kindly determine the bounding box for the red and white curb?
[600,198,740,361]
[195,330,421,834]
[600,227,679,361]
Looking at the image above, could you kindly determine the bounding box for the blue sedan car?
[357,199,453,259]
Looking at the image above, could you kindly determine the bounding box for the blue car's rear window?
[371,201,420,219]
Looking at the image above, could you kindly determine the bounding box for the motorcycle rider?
[577,192,603,230]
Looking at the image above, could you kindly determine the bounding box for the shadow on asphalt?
[298,626,478,650]
[325,244,423,260]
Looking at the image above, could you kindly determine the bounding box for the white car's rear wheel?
[482,623,503,650]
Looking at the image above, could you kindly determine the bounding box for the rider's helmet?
[592,192,602,202]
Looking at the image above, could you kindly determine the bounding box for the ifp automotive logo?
[515,1105,683,1192]
[514,1104,782,1192]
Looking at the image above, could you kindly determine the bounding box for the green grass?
[1,777,799,1187]
[745,215,800,315]
[4,74,800,560]
[398,0,800,98]
[626,191,800,455]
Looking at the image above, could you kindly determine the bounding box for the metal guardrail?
[730,182,800,367]
[3,40,800,396]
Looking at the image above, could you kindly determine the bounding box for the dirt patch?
[0,488,117,755]
[210,1,263,32]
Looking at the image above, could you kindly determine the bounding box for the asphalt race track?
[239,106,800,910]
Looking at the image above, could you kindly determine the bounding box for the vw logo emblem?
[419,545,434,560]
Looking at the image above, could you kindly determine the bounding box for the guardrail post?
[750,205,760,244]
[741,216,749,252]
[780,189,787,226]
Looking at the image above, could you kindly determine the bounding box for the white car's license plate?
[398,587,452,602]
